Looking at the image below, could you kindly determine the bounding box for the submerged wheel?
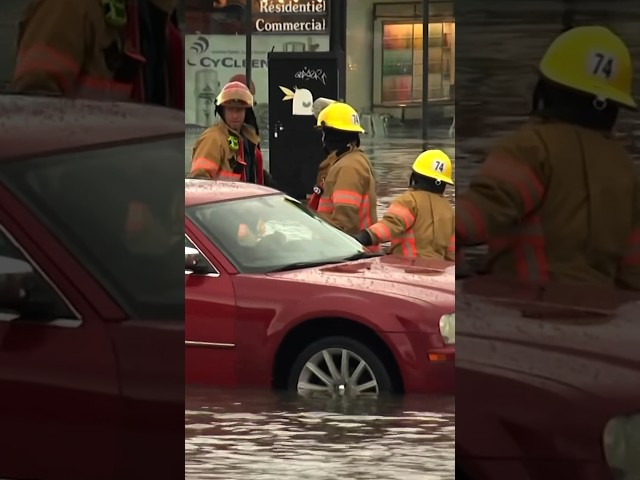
[287,336,393,397]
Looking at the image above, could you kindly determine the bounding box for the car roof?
[185,179,281,206]
[0,94,184,160]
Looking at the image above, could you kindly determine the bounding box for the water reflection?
[185,388,455,480]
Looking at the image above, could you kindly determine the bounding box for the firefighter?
[455,25,640,289]
[352,150,455,260]
[312,102,378,236]
[226,73,279,189]
[189,81,276,185]
[307,98,337,210]
[11,0,183,108]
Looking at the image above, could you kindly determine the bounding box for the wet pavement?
[185,388,455,480]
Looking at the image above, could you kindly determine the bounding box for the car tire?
[287,336,394,396]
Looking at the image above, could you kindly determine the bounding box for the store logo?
[190,36,210,55]
[186,36,267,68]
[294,67,327,85]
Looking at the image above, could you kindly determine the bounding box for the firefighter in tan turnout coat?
[352,150,455,260]
[456,26,640,289]
[311,102,379,240]
[12,0,182,106]
[190,81,276,186]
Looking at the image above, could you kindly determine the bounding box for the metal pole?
[421,0,429,141]
[245,0,253,86]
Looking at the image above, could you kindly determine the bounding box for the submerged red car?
[185,179,455,396]
[0,94,184,480]
[456,275,640,480]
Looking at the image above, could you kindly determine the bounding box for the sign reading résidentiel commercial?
[254,0,328,34]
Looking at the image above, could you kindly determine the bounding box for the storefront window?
[372,1,454,106]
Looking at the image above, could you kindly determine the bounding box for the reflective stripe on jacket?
[12,0,181,107]
[317,146,378,236]
[12,0,140,101]
[456,118,640,287]
[308,151,337,211]
[190,122,264,184]
[367,189,455,260]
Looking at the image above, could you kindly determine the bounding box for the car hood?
[266,255,454,306]
[457,276,640,411]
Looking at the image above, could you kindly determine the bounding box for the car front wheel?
[287,336,393,397]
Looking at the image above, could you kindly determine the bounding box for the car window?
[0,137,184,320]
[0,225,77,323]
[187,194,368,274]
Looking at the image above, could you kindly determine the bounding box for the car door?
[0,210,120,480]
[185,230,239,386]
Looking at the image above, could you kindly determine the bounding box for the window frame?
[372,0,454,107]
[0,134,185,320]
[185,233,220,278]
[0,223,82,328]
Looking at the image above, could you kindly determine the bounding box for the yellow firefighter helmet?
[539,26,636,109]
[412,150,454,185]
[316,102,365,133]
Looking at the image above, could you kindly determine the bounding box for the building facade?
[185,0,331,134]
[185,0,455,133]
[346,0,454,123]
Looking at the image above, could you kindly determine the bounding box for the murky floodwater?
[185,388,455,480]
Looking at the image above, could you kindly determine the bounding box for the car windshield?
[187,194,371,274]
[0,136,184,319]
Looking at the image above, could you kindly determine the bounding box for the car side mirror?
[185,246,213,275]
[0,256,41,317]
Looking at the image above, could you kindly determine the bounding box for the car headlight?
[603,412,640,478]
[439,313,455,345]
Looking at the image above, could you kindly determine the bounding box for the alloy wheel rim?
[297,348,379,397]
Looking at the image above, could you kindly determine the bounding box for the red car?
[456,275,640,480]
[0,95,184,480]
[184,179,455,396]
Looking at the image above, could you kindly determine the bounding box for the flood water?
[185,388,455,480]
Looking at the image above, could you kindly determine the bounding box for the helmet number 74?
[591,52,614,79]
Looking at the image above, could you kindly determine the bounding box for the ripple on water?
[185,390,455,480]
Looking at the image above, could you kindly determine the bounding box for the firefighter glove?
[352,229,374,246]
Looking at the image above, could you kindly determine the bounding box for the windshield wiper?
[269,251,383,273]
[340,251,384,261]
[269,260,344,273]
